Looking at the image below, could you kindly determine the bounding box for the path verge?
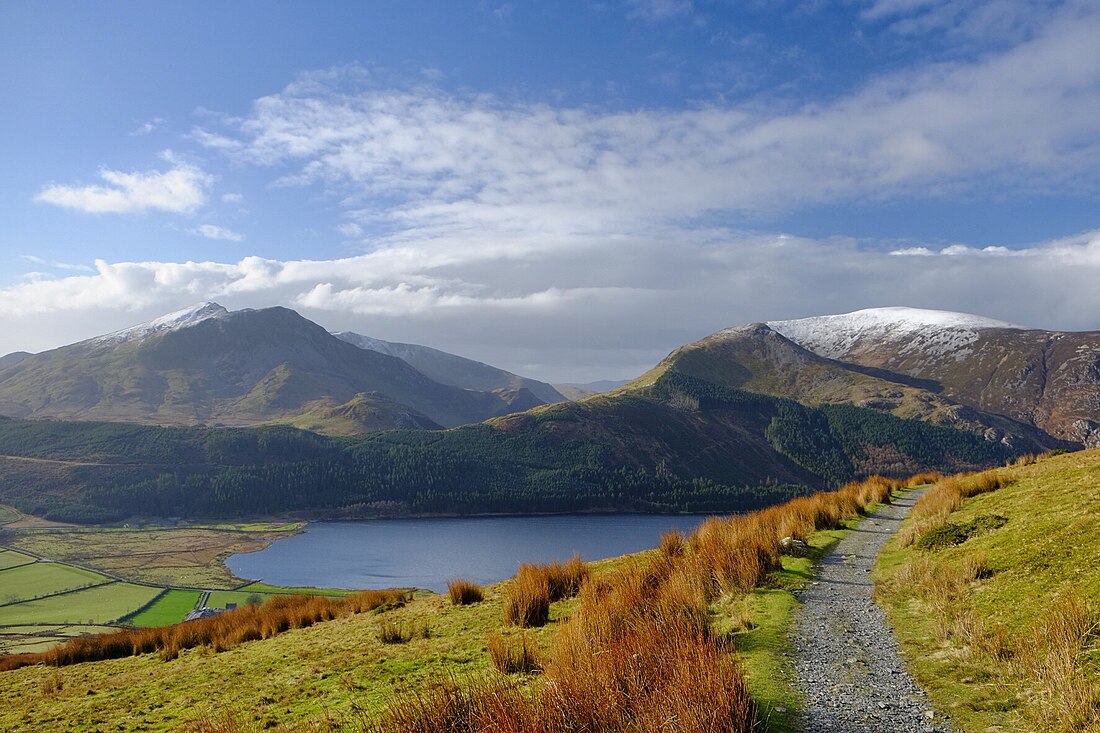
[790,489,955,732]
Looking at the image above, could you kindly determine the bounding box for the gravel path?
[790,490,955,732]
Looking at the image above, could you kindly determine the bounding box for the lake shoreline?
[224,513,718,594]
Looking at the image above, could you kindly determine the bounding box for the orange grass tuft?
[446,578,484,606]
[0,589,407,672]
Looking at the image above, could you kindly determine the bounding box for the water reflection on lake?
[227,514,714,593]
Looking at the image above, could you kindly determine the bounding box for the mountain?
[769,307,1100,448]
[0,352,32,373]
[553,380,631,400]
[631,322,1058,452]
[333,331,566,404]
[0,303,544,433]
[0,369,1015,523]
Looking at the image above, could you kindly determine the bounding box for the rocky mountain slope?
[333,331,566,404]
[770,307,1100,447]
[631,321,1058,452]
[0,304,549,433]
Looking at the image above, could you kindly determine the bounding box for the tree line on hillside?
[0,374,1018,523]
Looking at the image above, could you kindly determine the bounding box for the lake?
[226,514,715,593]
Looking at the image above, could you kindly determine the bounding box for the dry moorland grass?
[6,525,299,588]
[376,474,904,733]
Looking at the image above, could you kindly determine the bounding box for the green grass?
[0,574,567,732]
[205,590,269,610]
[0,549,35,571]
[0,504,20,524]
[729,523,854,732]
[876,451,1100,732]
[235,581,355,596]
[0,562,108,604]
[0,582,161,625]
[127,589,201,627]
[0,625,119,655]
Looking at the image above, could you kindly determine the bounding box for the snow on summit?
[95,302,229,344]
[768,307,1025,360]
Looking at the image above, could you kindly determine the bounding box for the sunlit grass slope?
[876,450,1100,732]
[0,474,913,732]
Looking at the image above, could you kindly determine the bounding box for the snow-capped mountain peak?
[767,307,1025,360]
[94,302,230,344]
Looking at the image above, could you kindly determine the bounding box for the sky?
[1,0,1098,382]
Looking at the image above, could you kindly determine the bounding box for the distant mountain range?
[0,303,1095,523]
[0,303,570,433]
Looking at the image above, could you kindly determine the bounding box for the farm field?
[6,523,299,589]
[126,590,201,627]
[0,582,162,626]
[236,580,355,596]
[0,625,118,655]
[0,549,35,571]
[0,562,108,604]
[0,504,20,525]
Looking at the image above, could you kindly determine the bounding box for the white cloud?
[36,162,212,214]
[193,1,1100,246]
[0,229,1098,381]
[221,193,244,204]
[10,3,1100,381]
[191,224,244,242]
[130,117,165,136]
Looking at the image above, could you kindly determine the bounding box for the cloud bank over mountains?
[9,0,1100,381]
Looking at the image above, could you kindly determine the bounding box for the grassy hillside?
[875,450,1100,732]
[0,475,907,732]
[0,371,1016,523]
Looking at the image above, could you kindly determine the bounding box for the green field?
[0,505,20,525]
[0,582,161,626]
[0,549,35,571]
[205,590,266,610]
[127,589,201,627]
[236,581,355,596]
[0,562,107,604]
[0,625,118,655]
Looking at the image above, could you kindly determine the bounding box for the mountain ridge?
[769,307,1100,447]
[0,304,549,433]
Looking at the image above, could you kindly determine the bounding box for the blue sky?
[1,0,1098,381]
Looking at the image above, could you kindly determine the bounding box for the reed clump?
[446,578,484,606]
[375,474,910,732]
[487,633,543,674]
[897,472,1010,548]
[0,589,407,672]
[502,556,588,628]
[502,565,552,628]
[1016,591,1099,733]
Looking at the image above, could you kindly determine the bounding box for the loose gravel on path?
[790,490,955,733]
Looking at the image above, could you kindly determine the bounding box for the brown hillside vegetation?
[374,475,904,732]
[0,590,407,672]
